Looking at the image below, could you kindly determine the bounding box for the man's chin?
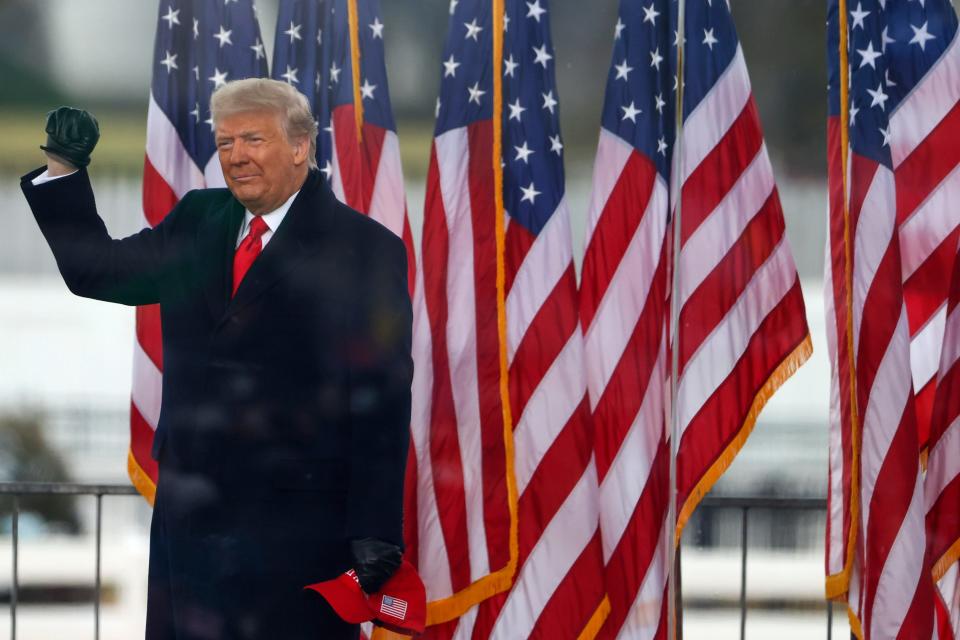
[228,183,263,207]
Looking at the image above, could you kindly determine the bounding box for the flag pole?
[667,0,687,637]
[346,0,364,143]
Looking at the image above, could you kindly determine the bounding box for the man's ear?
[292,136,309,167]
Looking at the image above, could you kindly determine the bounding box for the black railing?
[699,495,832,640]
[0,483,833,639]
[1,482,138,640]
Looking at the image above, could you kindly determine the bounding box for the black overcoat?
[21,167,413,640]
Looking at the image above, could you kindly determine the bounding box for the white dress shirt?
[236,190,298,249]
[31,169,77,185]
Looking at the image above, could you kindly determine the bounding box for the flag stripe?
[905,249,953,343]
[677,282,807,500]
[132,337,163,430]
[895,101,960,229]
[368,130,408,238]
[911,305,948,394]
[677,142,774,308]
[142,155,180,229]
[512,334,585,495]
[415,134,479,595]
[900,169,960,280]
[890,30,960,168]
[678,46,751,184]
[506,202,574,362]
[677,194,784,373]
[328,119,347,202]
[850,162,890,351]
[870,474,927,638]
[410,262,453,599]
[609,527,669,640]
[598,437,670,638]
[678,102,766,248]
[580,145,657,330]
[591,255,669,484]
[927,416,960,524]
[486,462,600,639]
[532,531,607,639]
[583,172,669,406]
[465,121,513,577]
[517,402,594,558]
[857,265,910,527]
[144,94,205,201]
[598,334,667,557]
[135,304,164,372]
[129,403,159,485]
[508,265,580,425]
[677,240,798,438]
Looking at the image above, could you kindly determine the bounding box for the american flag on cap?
[133,0,267,502]
[380,595,409,620]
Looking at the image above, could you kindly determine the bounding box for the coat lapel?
[197,196,244,323]
[219,170,334,325]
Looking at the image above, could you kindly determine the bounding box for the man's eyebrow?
[217,129,264,139]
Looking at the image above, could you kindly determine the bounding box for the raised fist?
[40,106,100,168]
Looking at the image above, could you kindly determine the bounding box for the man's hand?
[40,106,100,171]
[350,537,403,594]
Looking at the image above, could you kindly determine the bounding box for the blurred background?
[0,0,841,637]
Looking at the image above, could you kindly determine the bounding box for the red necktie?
[232,216,269,296]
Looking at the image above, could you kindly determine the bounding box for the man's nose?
[229,141,248,164]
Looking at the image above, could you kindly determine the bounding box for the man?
[20,79,413,640]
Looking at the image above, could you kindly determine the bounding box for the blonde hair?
[210,78,319,169]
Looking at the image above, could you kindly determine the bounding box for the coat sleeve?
[20,166,190,306]
[344,228,414,548]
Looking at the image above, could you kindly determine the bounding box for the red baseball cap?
[306,559,426,635]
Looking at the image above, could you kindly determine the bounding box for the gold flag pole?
[667,0,687,637]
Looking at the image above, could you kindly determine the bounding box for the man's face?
[215,109,309,215]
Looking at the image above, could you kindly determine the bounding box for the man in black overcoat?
[19,78,413,640]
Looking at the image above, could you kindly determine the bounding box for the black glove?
[40,106,100,168]
[350,537,403,594]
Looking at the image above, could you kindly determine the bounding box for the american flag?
[410,0,607,636]
[928,238,960,639]
[133,0,267,502]
[271,0,415,285]
[825,0,937,636]
[380,595,409,620]
[877,0,960,636]
[884,0,960,455]
[581,1,810,636]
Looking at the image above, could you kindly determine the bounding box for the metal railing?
[0,483,832,639]
[699,495,832,639]
[1,482,139,640]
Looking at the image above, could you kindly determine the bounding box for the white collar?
[239,189,299,238]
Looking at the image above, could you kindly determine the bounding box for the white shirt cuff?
[31,169,77,186]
